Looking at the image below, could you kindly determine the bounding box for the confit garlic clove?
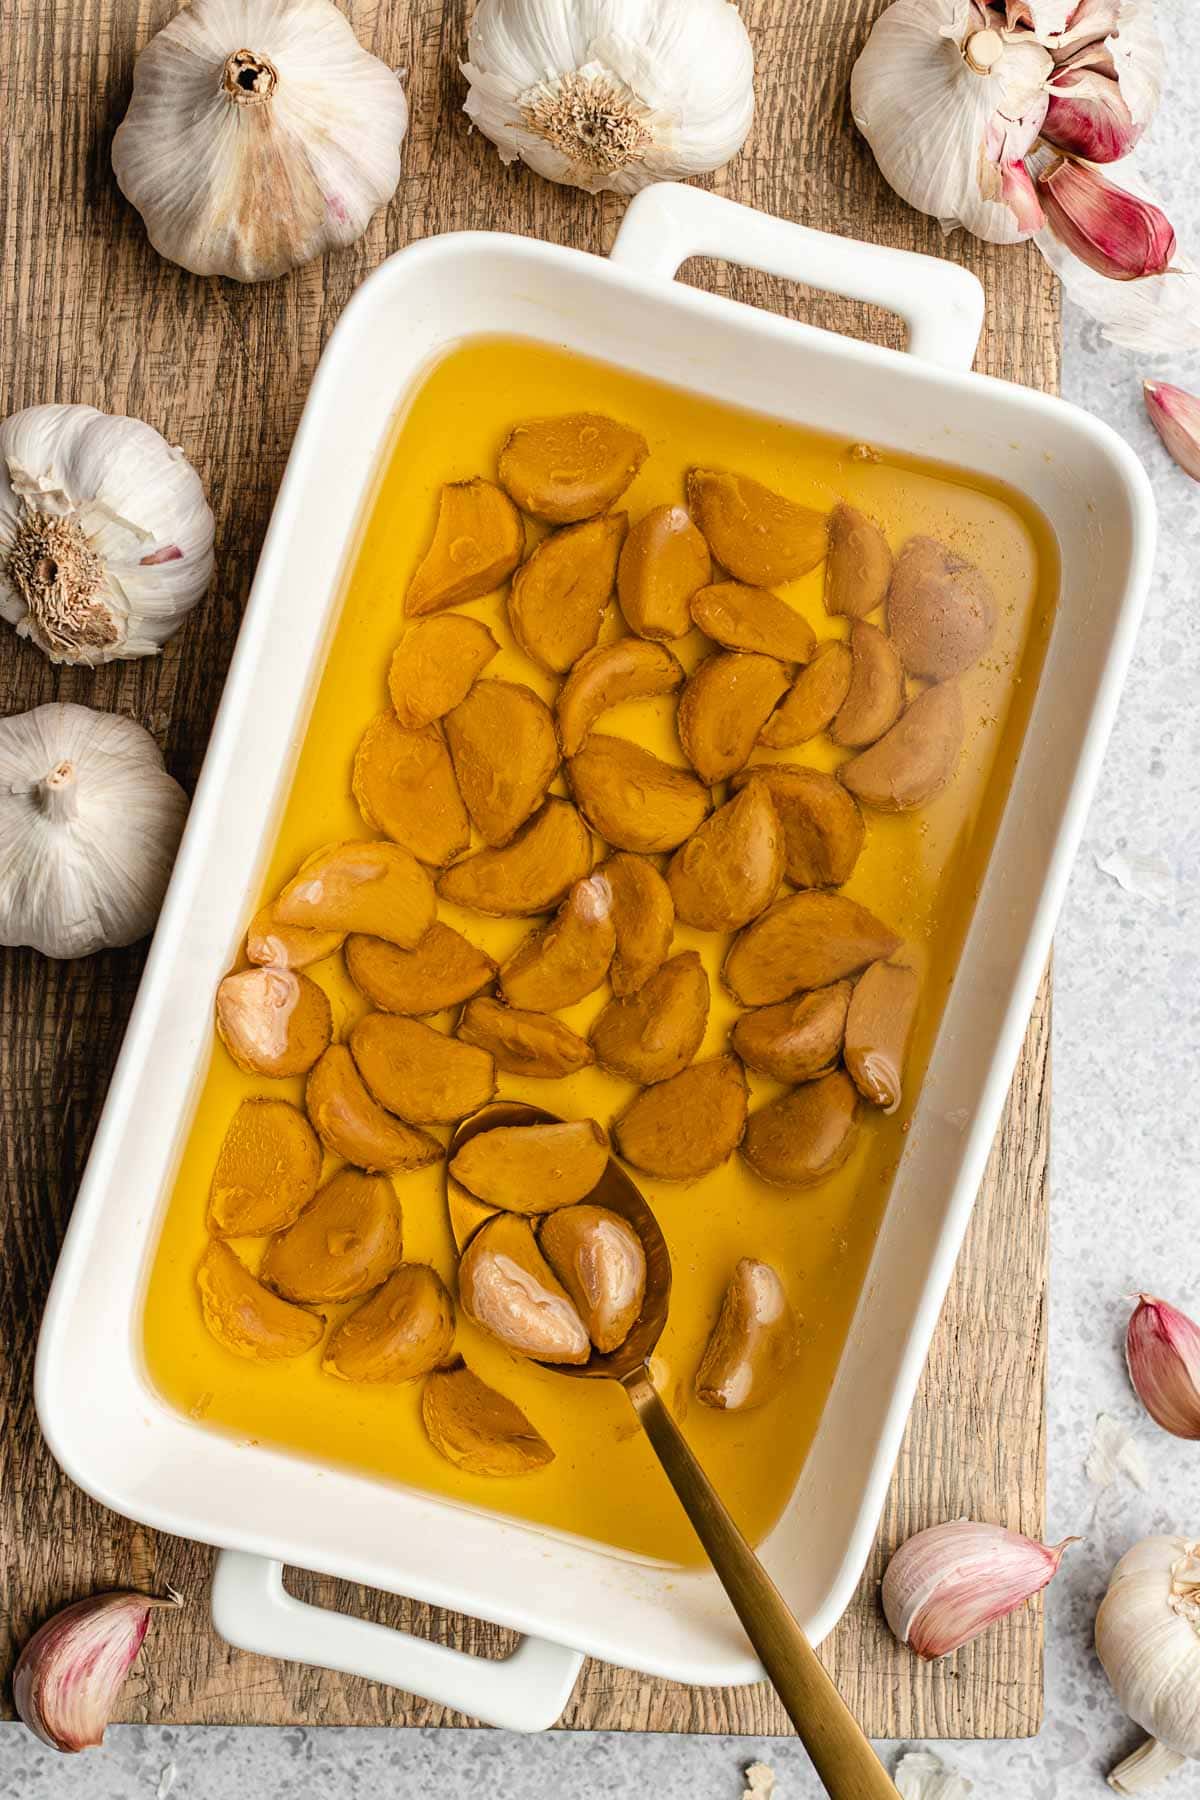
[14,1589,182,1752]
[1126,1295,1200,1440]
[461,0,755,197]
[882,1519,1075,1659]
[113,0,408,283]
[1037,158,1176,281]
[1144,382,1200,484]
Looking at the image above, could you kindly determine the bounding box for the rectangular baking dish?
[35,185,1155,1731]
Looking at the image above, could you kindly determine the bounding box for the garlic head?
[0,404,214,665]
[0,703,188,959]
[113,0,408,282]
[461,0,755,196]
[1096,1536,1200,1790]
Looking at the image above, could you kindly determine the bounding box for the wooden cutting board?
[0,0,1054,1738]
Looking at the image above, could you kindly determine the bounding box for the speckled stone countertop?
[7,7,1199,1795]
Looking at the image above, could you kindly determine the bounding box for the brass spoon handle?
[624,1371,900,1800]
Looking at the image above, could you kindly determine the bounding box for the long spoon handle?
[624,1370,899,1800]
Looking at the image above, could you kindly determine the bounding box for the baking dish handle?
[210,1550,585,1731]
[610,183,984,372]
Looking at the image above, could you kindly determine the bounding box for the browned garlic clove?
[14,1589,182,1752]
[695,1258,799,1412]
[882,1521,1074,1660]
[540,1204,647,1354]
[1125,1295,1200,1440]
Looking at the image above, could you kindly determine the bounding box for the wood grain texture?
[0,0,1057,1738]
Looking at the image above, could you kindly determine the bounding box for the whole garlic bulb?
[0,404,214,666]
[0,704,188,959]
[1097,1535,1200,1793]
[112,0,408,283]
[461,0,755,196]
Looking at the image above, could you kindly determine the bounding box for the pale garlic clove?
[882,1520,1074,1660]
[457,1213,591,1365]
[14,1589,182,1752]
[112,0,409,283]
[1125,1295,1200,1439]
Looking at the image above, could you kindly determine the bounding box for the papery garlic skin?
[1143,385,1200,484]
[461,0,755,196]
[0,405,214,665]
[14,1590,180,1752]
[113,0,408,282]
[1096,1536,1200,1788]
[0,704,188,959]
[882,1519,1073,1659]
[1126,1294,1200,1435]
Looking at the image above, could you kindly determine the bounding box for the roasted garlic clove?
[741,1070,859,1187]
[731,983,852,1084]
[345,924,495,1016]
[207,1097,322,1238]
[457,997,594,1080]
[457,1213,591,1364]
[555,638,684,758]
[215,966,332,1077]
[498,874,615,1010]
[844,960,919,1112]
[273,840,435,948]
[617,504,712,640]
[437,799,594,916]
[568,734,709,854]
[838,682,964,812]
[724,891,901,1005]
[450,1118,609,1212]
[614,1054,748,1181]
[323,1263,455,1383]
[444,678,560,846]
[677,651,792,785]
[446,1174,500,1254]
[690,580,816,663]
[197,1240,324,1360]
[695,1258,800,1411]
[306,1045,443,1174]
[731,764,864,889]
[602,852,675,996]
[245,905,343,971]
[422,1363,554,1476]
[666,778,783,932]
[830,620,905,749]
[406,479,524,616]
[590,949,709,1085]
[508,514,626,672]
[824,502,893,619]
[350,1013,496,1123]
[260,1168,404,1304]
[498,413,647,524]
[687,469,827,587]
[540,1204,647,1354]
[387,614,499,730]
[887,536,995,681]
[759,639,853,748]
[352,714,470,866]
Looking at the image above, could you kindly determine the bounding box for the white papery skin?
[0,404,214,665]
[1096,1536,1200,1786]
[0,703,188,958]
[112,0,408,282]
[461,0,755,195]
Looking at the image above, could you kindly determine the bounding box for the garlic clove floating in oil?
[14,1589,182,1752]
[461,0,755,196]
[113,0,408,283]
[0,403,213,665]
[881,1517,1076,1659]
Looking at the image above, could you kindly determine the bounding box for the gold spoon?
[448,1101,899,1800]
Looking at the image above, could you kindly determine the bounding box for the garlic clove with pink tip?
[881,1519,1075,1659]
[1126,1294,1200,1437]
[1036,157,1176,280]
[14,1589,181,1752]
[1143,385,1200,485]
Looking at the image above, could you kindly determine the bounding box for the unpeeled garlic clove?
[882,1520,1074,1659]
[1037,159,1176,282]
[14,1589,181,1751]
[1143,382,1200,483]
[1042,64,1143,164]
[1125,1294,1200,1439]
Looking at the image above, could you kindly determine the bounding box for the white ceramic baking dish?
[36,184,1155,1731]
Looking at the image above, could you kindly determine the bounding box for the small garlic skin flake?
[894,1748,973,1799]
[881,1518,1074,1659]
[14,1590,181,1753]
[1126,1295,1200,1440]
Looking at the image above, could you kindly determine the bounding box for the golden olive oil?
[143,335,1057,1568]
